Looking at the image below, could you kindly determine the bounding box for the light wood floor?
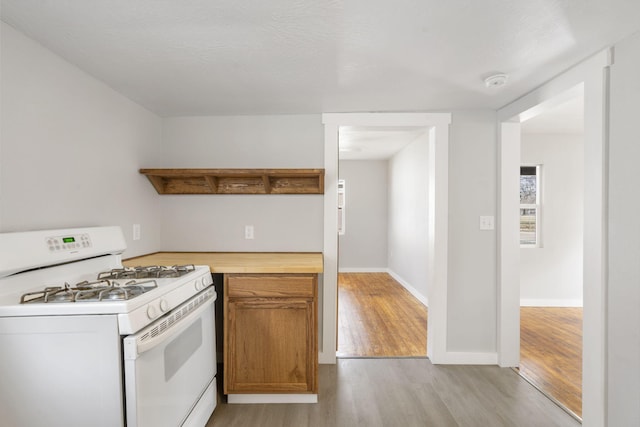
[207,277,583,426]
[519,307,583,419]
[336,273,582,418]
[337,272,427,357]
[207,358,581,427]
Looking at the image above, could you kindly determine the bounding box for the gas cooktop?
[19,265,196,304]
[97,264,196,280]
[21,279,158,304]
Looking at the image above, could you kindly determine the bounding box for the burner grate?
[20,279,158,304]
[98,265,195,280]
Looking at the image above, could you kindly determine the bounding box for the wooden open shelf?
[139,168,325,195]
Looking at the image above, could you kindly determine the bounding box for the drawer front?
[226,274,316,298]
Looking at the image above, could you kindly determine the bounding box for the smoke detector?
[484,73,508,88]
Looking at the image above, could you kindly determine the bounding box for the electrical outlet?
[245,225,254,239]
[133,224,141,240]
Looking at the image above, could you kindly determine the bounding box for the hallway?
[337,272,427,357]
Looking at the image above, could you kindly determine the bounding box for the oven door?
[123,289,217,427]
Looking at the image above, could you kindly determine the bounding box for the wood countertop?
[122,252,324,274]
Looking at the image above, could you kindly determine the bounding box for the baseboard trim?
[431,351,498,365]
[335,270,496,366]
[319,351,336,364]
[520,299,583,307]
[228,394,318,404]
[338,267,388,273]
[387,269,429,307]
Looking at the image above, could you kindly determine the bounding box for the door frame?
[321,113,451,364]
[497,49,612,426]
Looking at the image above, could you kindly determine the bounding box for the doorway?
[322,113,451,364]
[517,93,585,419]
[336,126,429,358]
[497,48,610,425]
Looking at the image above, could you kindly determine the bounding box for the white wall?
[607,30,640,426]
[387,134,429,300]
[0,23,162,257]
[158,115,324,252]
[338,160,388,270]
[520,133,583,306]
[447,110,497,353]
[14,23,640,413]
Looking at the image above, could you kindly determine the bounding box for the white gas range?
[0,226,217,427]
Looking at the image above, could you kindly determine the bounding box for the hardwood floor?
[336,274,582,417]
[337,273,427,357]
[519,307,583,418]
[207,358,581,427]
[208,275,583,425]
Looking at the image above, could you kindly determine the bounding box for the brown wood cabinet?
[223,273,318,395]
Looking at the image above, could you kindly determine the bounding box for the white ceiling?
[339,126,427,160]
[2,1,639,117]
[341,93,584,160]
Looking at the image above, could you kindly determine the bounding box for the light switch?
[133,224,141,240]
[245,225,254,239]
[479,216,494,231]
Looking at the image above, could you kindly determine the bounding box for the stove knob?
[160,299,169,312]
[194,280,201,291]
[147,305,157,319]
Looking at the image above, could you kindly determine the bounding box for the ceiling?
[339,126,427,160]
[521,94,584,134]
[2,1,639,117]
[340,93,584,160]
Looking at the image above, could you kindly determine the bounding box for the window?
[520,165,541,247]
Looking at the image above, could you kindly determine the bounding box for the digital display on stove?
[62,237,75,243]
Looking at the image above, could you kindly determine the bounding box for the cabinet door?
[225,298,317,393]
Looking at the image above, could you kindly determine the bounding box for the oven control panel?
[0,226,126,279]
[46,233,92,252]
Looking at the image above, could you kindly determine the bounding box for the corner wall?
[387,134,429,301]
[607,30,640,426]
[158,115,324,252]
[0,23,162,257]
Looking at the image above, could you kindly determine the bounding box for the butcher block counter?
[123,252,323,273]
[123,251,322,404]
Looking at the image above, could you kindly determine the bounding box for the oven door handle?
[123,290,215,360]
